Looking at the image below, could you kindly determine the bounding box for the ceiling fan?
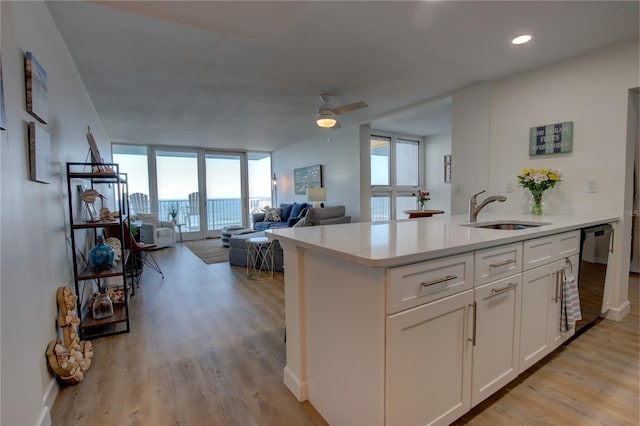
[315,94,368,129]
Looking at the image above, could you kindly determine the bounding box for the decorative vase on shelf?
[89,236,115,270]
[92,291,114,319]
[529,191,544,215]
[417,201,425,211]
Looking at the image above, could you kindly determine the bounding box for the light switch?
[505,182,514,193]
[453,184,464,194]
[586,178,598,193]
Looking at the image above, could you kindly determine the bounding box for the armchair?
[137,213,176,248]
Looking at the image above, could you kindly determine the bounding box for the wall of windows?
[370,132,424,221]
[112,144,272,239]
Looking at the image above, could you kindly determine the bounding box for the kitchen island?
[268,213,623,426]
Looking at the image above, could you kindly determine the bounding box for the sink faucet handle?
[470,189,486,204]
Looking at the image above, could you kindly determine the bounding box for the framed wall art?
[86,126,104,164]
[294,165,322,195]
[0,51,6,130]
[25,51,48,124]
[529,121,573,156]
[444,155,452,183]
[28,121,51,184]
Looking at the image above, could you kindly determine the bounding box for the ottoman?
[228,231,284,272]
[221,225,251,247]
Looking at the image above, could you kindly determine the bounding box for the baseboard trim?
[283,366,308,402]
[39,378,59,426]
[605,300,631,321]
[37,406,51,426]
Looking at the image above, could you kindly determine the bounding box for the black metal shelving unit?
[66,162,132,339]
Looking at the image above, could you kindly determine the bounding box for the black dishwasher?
[576,224,614,332]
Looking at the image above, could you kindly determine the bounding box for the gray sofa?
[252,202,312,230]
[301,206,351,226]
[228,206,350,271]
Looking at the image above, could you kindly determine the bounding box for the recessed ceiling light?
[512,34,532,45]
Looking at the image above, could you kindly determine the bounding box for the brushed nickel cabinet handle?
[490,283,518,296]
[489,258,516,268]
[468,302,477,347]
[420,275,458,288]
[552,271,560,303]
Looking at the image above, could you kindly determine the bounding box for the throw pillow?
[280,203,293,221]
[290,202,305,218]
[263,207,282,222]
[138,213,161,228]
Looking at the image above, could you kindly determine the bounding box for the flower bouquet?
[517,168,561,215]
[412,189,431,210]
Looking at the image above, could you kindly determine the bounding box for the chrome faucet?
[468,190,507,222]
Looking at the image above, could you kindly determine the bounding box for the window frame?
[370,130,425,221]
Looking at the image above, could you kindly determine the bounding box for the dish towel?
[561,260,582,332]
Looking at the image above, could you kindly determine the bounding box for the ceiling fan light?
[316,111,337,128]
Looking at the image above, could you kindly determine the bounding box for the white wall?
[1,2,110,425]
[487,40,639,317]
[424,132,452,213]
[272,126,361,221]
[450,83,491,215]
[487,41,638,216]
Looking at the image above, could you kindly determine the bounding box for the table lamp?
[307,187,326,208]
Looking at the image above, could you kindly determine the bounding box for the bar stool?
[246,237,274,280]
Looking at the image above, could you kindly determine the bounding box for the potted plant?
[168,202,180,224]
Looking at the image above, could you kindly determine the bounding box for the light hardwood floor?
[52,244,639,425]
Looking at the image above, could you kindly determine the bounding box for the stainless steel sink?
[461,221,551,230]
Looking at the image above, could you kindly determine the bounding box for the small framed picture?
[25,52,48,124]
[86,127,103,164]
[444,155,452,183]
[28,121,51,183]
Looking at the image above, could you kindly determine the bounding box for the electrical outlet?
[586,178,598,193]
[505,182,514,193]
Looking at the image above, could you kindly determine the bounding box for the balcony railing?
[133,197,271,231]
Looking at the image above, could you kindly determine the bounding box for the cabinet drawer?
[387,253,474,314]
[523,230,580,271]
[475,242,523,286]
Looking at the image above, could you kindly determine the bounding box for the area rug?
[184,238,229,265]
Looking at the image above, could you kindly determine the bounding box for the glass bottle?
[92,291,114,319]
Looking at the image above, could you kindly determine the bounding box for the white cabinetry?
[386,289,473,426]
[519,231,580,373]
[471,273,522,407]
[386,254,474,426]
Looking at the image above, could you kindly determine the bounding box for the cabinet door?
[386,289,473,426]
[519,262,554,373]
[472,274,522,407]
[547,255,579,349]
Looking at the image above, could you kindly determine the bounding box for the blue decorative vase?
[89,237,115,270]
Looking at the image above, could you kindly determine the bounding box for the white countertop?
[268,213,619,268]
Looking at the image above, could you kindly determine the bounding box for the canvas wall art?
[28,121,51,183]
[294,165,322,195]
[25,52,48,124]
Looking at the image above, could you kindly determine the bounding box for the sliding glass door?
[113,144,271,241]
[155,150,201,238]
[205,152,244,237]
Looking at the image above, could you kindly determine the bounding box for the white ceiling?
[45,1,639,151]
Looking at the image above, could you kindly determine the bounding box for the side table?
[403,209,445,219]
[246,237,274,280]
[175,223,184,243]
